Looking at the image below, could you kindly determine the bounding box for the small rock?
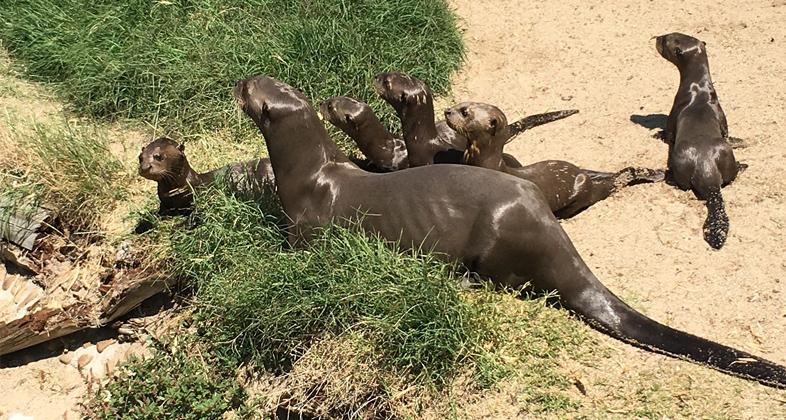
[77,354,93,370]
[115,241,135,267]
[96,339,114,353]
[59,352,74,365]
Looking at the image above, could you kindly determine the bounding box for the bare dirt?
[441,0,786,417]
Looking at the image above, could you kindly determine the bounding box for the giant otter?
[446,102,664,218]
[373,72,578,167]
[655,32,741,249]
[234,74,786,388]
[138,137,275,216]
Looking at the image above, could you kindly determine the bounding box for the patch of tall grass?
[0,0,465,142]
[1,117,127,233]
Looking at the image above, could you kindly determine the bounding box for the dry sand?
[443,0,786,416]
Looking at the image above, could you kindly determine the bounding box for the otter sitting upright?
[138,137,275,216]
[655,32,740,249]
[319,96,409,171]
[446,102,664,219]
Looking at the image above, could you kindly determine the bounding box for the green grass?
[87,187,590,417]
[170,187,488,384]
[1,117,128,233]
[85,342,247,420]
[0,0,464,143]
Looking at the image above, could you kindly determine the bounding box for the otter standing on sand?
[138,137,275,216]
[445,102,664,218]
[373,72,578,167]
[656,32,740,249]
[234,74,786,388]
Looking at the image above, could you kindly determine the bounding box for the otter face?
[138,137,186,181]
[373,72,431,112]
[444,102,508,142]
[233,75,311,131]
[655,32,707,65]
[319,96,369,132]
[445,102,508,162]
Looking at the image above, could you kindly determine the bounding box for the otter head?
[444,102,508,162]
[373,72,432,115]
[655,32,707,66]
[319,96,371,135]
[138,137,187,182]
[233,75,312,133]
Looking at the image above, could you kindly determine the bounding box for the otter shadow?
[630,113,668,142]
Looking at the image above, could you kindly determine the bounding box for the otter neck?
[353,117,399,167]
[398,99,439,166]
[678,56,714,95]
[463,134,506,171]
[261,112,352,199]
[157,157,200,196]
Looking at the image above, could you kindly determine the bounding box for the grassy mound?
[170,188,492,384]
[86,188,590,418]
[0,0,464,140]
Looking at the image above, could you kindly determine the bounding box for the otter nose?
[444,108,454,118]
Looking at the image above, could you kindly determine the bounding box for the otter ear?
[674,47,683,56]
[178,143,185,152]
[489,118,498,135]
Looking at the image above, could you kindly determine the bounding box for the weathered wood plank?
[0,199,50,250]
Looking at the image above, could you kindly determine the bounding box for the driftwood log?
[0,268,176,357]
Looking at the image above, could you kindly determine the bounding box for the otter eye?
[460,107,468,117]
[384,79,391,90]
[153,154,163,161]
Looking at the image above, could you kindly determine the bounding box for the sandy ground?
[3,0,786,418]
[443,0,786,416]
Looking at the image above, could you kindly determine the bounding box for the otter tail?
[505,109,579,143]
[703,186,729,250]
[565,285,786,389]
